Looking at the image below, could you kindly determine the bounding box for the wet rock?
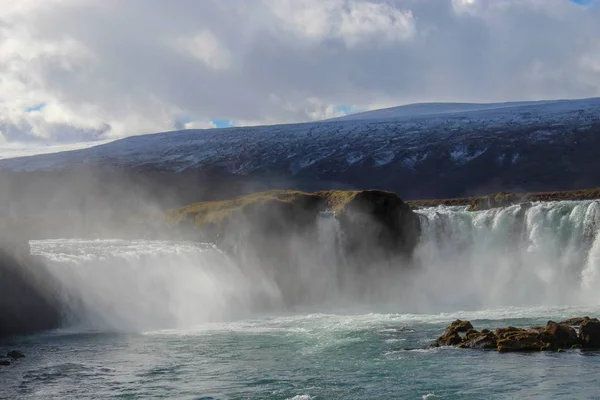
[538,321,579,350]
[494,326,524,338]
[7,350,25,360]
[434,320,474,346]
[0,360,10,366]
[460,333,498,350]
[448,319,474,333]
[497,331,545,352]
[436,330,463,347]
[433,317,600,352]
[465,329,481,341]
[580,318,600,349]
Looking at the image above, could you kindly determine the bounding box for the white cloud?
[172,31,231,70]
[0,0,598,145]
[266,0,415,47]
[452,0,480,15]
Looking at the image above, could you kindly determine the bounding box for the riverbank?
[407,188,600,210]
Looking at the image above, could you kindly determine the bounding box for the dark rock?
[7,350,25,360]
[466,329,481,340]
[435,320,474,347]
[461,333,498,349]
[337,190,421,263]
[180,190,422,307]
[448,319,474,333]
[0,360,10,366]
[580,318,600,349]
[497,331,545,352]
[538,321,579,349]
[494,326,524,338]
[436,330,463,347]
[434,317,600,352]
[0,236,63,338]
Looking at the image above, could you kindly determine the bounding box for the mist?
[2,164,600,335]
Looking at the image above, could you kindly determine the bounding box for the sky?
[0,0,599,147]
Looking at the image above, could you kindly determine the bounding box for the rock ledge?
[434,317,600,352]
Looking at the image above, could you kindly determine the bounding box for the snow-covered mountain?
[1,97,600,199]
[327,98,595,122]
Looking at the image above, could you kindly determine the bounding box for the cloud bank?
[0,0,598,143]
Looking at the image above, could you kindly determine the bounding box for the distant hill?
[327,98,595,122]
[1,97,600,239]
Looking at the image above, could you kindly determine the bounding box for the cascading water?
[31,239,284,331]
[28,200,600,332]
[412,200,600,311]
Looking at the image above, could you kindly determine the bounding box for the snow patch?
[450,146,487,165]
[401,155,418,168]
[346,152,365,165]
[373,150,396,166]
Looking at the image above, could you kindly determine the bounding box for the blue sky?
[25,103,46,113]
[211,119,235,128]
[570,0,596,6]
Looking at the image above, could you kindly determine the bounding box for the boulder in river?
[580,318,600,349]
[433,317,600,352]
[434,319,474,347]
[538,321,579,349]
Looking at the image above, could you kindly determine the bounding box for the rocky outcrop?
[579,318,600,348]
[336,190,421,264]
[0,233,63,338]
[168,190,422,306]
[434,318,600,352]
[169,190,421,263]
[435,319,474,346]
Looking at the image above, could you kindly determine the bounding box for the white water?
[32,239,284,331]
[30,200,600,332]
[412,200,600,310]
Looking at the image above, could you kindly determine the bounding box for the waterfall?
[32,239,284,331]
[28,201,600,332]
[412,200,600,310]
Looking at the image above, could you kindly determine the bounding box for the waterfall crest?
[32,239,284,331]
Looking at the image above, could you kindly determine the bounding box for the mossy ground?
[166,190,372,228]
[407,188,600,209]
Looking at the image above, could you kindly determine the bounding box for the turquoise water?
[2,308,600,400]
